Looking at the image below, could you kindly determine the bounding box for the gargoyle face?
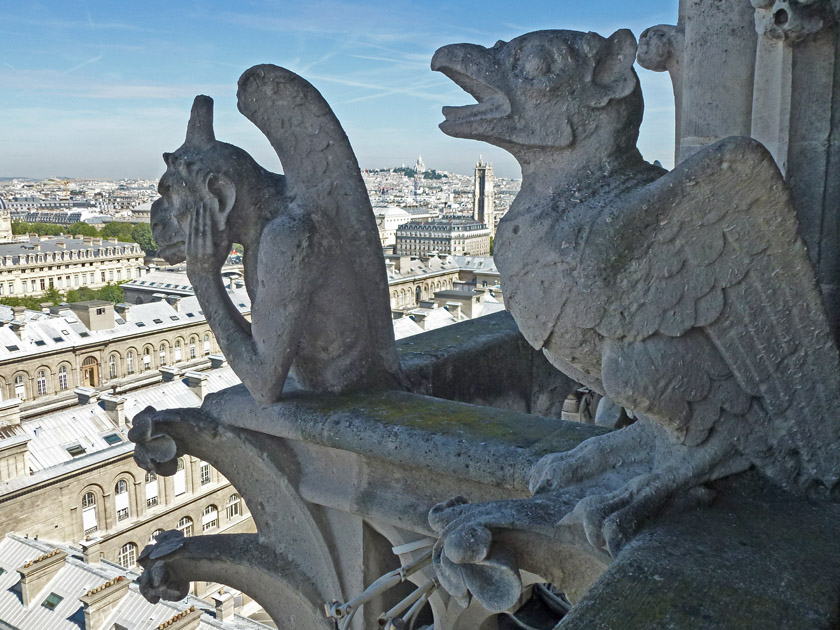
[151,156,192,264]
[432,29,639,155]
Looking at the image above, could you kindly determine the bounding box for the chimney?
[151,292,167,303]
[159,366,180,382]
[165,295,181,312]
[0,398,21,427]
[79,538,102,564]
[17,549,67,606]
[100,394,126,429]
[80,575,131,630]
[75,387,99,405]
[40,302,52,314]
[114,303,131,320]
[233,280,245,290]
[55,241,66,249]
[213,591,235,622]
[154,605,203,630]
[184,371,207,400]
[208,354,227,369]
[12,306,25,322]
[0,433,29,482]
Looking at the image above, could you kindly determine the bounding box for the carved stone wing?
[236,64,400,382]
[594,137,840,487]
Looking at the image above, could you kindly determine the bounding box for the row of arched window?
[116,494,243,569]
[391,278,454,309]
[1,332,215,401]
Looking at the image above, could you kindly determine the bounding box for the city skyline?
[1,0,679,180]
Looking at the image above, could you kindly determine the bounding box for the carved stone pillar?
[751,0,840,337]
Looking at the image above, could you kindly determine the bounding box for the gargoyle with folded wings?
[426,28,840,610]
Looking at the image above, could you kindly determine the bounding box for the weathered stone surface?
[151,65,401,405]
[433,26,840,607]
[559,481,840,629]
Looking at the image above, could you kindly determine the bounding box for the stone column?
[751,0,840,337]
[678,0,758,163]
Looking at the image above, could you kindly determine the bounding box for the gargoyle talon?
[128,407,179,475]
[443,524,492,564]
[428,495,470,531]
[138,560,189,605]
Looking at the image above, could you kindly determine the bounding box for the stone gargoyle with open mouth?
[428,27,840,611]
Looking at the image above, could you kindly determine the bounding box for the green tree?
[67,221,100,237]
[11,221,31,235]
[101,221,135,242]
[97,283,125,304]
[131,223,157,255]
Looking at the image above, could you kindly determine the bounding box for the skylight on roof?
[186,313,195,318]
[102,433,122,445]
[61,330,69,335]
[5,345,18,352]
[136,322,145,327]
[115,318,126,325]
[53,337,63,343]
[34,340,46,346]
[152,318,163,324]
[66,443,86,457]
[79,332,89,338]
[42,592,63,610]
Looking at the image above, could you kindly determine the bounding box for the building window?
[108,354,118,379]
[36,370,47,396]
[126,351,135,375]
[189,338,197,359]
[200,461,211,485]
[82,492,97,535]
[117,542,137,569]
[174,457,186,495]
[145,471,159,508]
[203,334,211,354]
[174,340,182,362]
[159,344,167,366]
[14,375,25,400]
[101,271,106,283]
[115,479,130,521]
[149,529,164,543]
[58,365,69,390]
[143,348,151,370]
[226,494,241,520]
[202,505,218,531]
[177,516,193,537]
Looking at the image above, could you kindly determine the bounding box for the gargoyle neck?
[517,147,646,199]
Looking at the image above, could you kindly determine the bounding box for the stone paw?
[564,472,683,556]
[128,406,179,476]
[529,421,656,495]
[428,492,585,613]
[137,530,189,604]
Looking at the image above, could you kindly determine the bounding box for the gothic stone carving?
[752,0,835,41]
[151,65,401,405]
[431,28,840,609]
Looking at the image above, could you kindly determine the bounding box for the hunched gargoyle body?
[424,28,840,609]
[151,65,401,404]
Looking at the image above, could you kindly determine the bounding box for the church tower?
[0,197,12,242]
[473,157,495,237]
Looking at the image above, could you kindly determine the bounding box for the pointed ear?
[203,173,236,232]
[590,29,638,108]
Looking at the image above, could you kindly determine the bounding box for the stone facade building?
[394,218,491,257]
[0,292,242,404]
[0,236,146,298]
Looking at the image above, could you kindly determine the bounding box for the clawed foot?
[128,406,180,475]
[138,530,189,603]
[429,491,586,612]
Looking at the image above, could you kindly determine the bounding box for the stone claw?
[128,406,179,476]
[137,530,189,604]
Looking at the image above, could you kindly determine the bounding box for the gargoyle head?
[432,29,642,160]
[152,96,261,264]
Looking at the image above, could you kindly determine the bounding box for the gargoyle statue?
[151,65,401,404]
[428,28,840,608]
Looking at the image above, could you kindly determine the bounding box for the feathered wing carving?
[583,137,840,491]
[236,64,401,385]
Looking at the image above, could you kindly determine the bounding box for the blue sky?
[0,1,679,180]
